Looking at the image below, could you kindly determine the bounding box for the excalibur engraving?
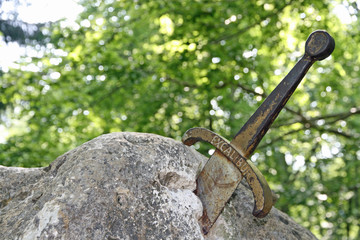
[184,129,255,177]
[182,30,335,234]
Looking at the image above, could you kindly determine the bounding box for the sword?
[182,30,335,234]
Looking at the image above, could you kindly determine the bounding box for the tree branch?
[257,128,304,150]
[273,107,360,128]
[234,81,305,121]
[320,128,355,139]
[312,107,360,123]
[209,0,295,44]
[164,76,199,88]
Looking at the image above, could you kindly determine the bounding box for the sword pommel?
[305,30,335,61]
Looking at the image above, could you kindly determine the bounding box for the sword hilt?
[182,30,335,235]
[232,30,335,158]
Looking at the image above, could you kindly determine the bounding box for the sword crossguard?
[182,127,273,218]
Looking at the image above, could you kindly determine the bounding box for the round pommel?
[305,30,335,61]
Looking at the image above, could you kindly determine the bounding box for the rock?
[0,132,316,239]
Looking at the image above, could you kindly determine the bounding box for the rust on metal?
[182,128,273,217]
[182,30,335,235]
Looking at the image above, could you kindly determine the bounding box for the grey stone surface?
[0,132,316,239]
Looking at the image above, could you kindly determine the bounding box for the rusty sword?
[182,30,335,234]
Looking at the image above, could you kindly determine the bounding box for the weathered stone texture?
[0,132,316,239]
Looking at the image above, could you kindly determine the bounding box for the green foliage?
[1,0,360,238]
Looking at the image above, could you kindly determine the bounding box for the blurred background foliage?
[0,0,46,44]
[1,0,360,238]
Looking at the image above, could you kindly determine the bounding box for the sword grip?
[233,30,335,158]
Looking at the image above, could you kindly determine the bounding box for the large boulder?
[0,132,316,239]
